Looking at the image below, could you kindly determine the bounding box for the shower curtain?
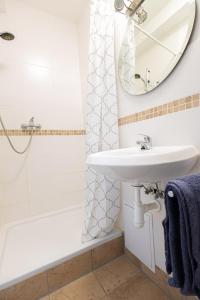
[82,0,120,242]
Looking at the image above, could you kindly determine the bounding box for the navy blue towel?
[163,174,200,297]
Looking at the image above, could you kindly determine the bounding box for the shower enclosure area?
[0,0,123,293]
[0,0,86,228]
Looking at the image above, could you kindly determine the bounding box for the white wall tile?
[0,201,30,228]
[0,0,85,228]
[27,136,86,217]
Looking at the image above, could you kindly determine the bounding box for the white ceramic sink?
[87,146,199,183]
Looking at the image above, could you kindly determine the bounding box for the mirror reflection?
[118,0,196,95]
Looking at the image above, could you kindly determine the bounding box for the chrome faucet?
[136,134,152,150]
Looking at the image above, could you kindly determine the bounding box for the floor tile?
[49,291,68,300]
[108,272,169,300]
[125,249,142,269]
[47,251,92,292]
[141,264,169,294]
[59,273,106,300]
[167,286,186,300]
[94,256,140,293]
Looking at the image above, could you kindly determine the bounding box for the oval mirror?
[118,0,196,95]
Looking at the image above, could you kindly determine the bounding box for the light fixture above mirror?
[114,0,145,16]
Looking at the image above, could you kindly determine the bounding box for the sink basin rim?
[86,145,199,167]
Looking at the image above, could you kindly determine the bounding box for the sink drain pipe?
[132,184,161,228]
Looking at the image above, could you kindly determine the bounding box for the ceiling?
[20,0,86,23]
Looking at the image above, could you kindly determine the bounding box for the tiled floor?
[40,256,172,300]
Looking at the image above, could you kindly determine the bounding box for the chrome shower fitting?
[21,117,41,131]
[134,69,151,91]
[0,115,41,155]
[135,69,159,91]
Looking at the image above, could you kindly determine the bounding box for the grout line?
[93,256,125,297]
[46,270,51,299]
[92,271,108,296]
[91,249,95,271]
[124,251,173,299]
[143,274,171,300]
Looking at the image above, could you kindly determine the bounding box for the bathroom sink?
[86,146,199,183]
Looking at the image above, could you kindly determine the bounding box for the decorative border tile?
[1,95,199,135]
[118,93,200,126]
[0,129,86,136]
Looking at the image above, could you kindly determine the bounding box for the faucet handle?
[136,134,152,150]
[137,134,151,143]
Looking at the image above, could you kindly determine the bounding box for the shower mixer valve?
[21,117,42,131]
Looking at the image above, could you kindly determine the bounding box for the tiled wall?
[119,93,200,126]
[0,0,85,228]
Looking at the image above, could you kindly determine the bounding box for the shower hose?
[0,115,33,155]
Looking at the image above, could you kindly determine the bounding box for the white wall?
[0,0,85,228]
[78,0,90,123]
[118,1,200,270]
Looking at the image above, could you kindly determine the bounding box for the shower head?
[114,0,125,12]
[135,74,141,79]
[135,73,146,85]
[0,32,15,41]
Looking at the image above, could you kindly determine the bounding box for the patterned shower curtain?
[82,0,120,242]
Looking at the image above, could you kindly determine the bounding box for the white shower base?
[0,204,122,290]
